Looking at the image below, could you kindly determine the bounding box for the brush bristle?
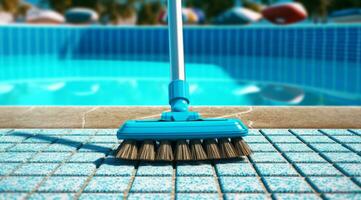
[232,138,252,156]
[218,138,238,159]
[175,140,192,161]
[203,139,221,160]
[115,140,138,160]
[156,140,174,161]
[190,140,207,160]
[138,140,156,161]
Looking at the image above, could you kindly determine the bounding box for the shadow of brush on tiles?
[10,131,138,168]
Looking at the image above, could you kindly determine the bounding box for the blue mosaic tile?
[261,129,292,135]
[0,163,20,176]
[267,136,301,143]
[264,177,313,192]
[275,143,313,152]
[246,129,261,135]
[354,177,361,185]
[224,193,268,200]
[0,135,28,143]
[308,177,360,192]
[30,152,72,163]
[176,176,217,192]
[176,163,213,176]
[65,129,98,135]
[244,136,269,143]
[44,143,80,152]
[322,129,356,136]
[88,136,118,143]
[35,129,69,135]
[79,193,123,200]
[332,136,361,143]
[0,176,44,192]
[13,163,59,176]
[54,163,96,176]
[215,162,256,176]
[38,176,88,192]
[324,193,361,200]
[94,129,117,135]
[177,193,219,200]
[248,143,277,152]
[95,158,134,176]
[68,152,106,163]
[219,177,263,193]
[295,163,342,176]
[250,152,287,163]
[60,135,93,143]
[0,152,35,162]
[309,143,350,152]
[0,129,10,136]
[0,193,27,200]
[137,163,173,176]
[8,143,50,152]
[128,193,171,200]
[255,163,298,176]
[0,143,14,151]
[336,163,361,176]
[78,143,115,153]
[291,129,324,136]
[323,152,361,163]
[344,143,361,153]
[298,136,334,143]
[273,194,321,200]
[28,193,75,200]
[84,176,130,192]
[351,129,361,135]
[23,136,57,143]
[285,153,326,163]
[131,176,172,192]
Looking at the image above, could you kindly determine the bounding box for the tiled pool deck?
[0,129,360,200]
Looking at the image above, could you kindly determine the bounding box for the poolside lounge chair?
[0,12,14,24]
[26,9,64,24]
[261,2,307,25]
[65,8,99,25]
[330,9,361,23]
[214,7,262,25]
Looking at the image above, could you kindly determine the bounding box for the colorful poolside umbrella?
[26,9,65,24]
[65,8,99,25]
[261,2,308,25]
[214,7,262,25]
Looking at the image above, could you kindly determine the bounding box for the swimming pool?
[0,25,360,105]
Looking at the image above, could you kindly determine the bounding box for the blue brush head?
[117,115,248,141]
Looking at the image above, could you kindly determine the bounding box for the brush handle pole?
[168,0,185,81]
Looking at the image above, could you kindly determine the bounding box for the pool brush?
[115,0,252,162]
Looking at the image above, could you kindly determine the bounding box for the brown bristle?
[203,139,221,160]
[138,140,156,161]
[218,138,238,159]
[156,140,174,161]
[175,140,192,161]
[115,140,138,160]
[190,140,207,160]
[232,138,252,156]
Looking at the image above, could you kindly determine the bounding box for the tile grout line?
[211,162,224,200]
[246,156,273,200]
[259,129,323,199]
[0,129,69,183]
[123,162,139,200]
[24,129,87,199]
[171,163,176,200]
[347,129,361,137]
[316,130,361,188]
[319,130,361,156]
[289,129,361,191]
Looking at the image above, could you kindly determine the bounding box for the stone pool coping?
[0,106,360,129]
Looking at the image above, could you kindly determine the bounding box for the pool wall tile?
[131,176,172,192]
[84,176,130,193]
[220,177,264,193]
[264,177,313,193]
[176,177,218,193]
[176,163,213,176]
[38,176,88,192]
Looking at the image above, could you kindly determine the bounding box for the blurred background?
[0,0,360,25]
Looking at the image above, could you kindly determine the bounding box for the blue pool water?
[0,26,360,105]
